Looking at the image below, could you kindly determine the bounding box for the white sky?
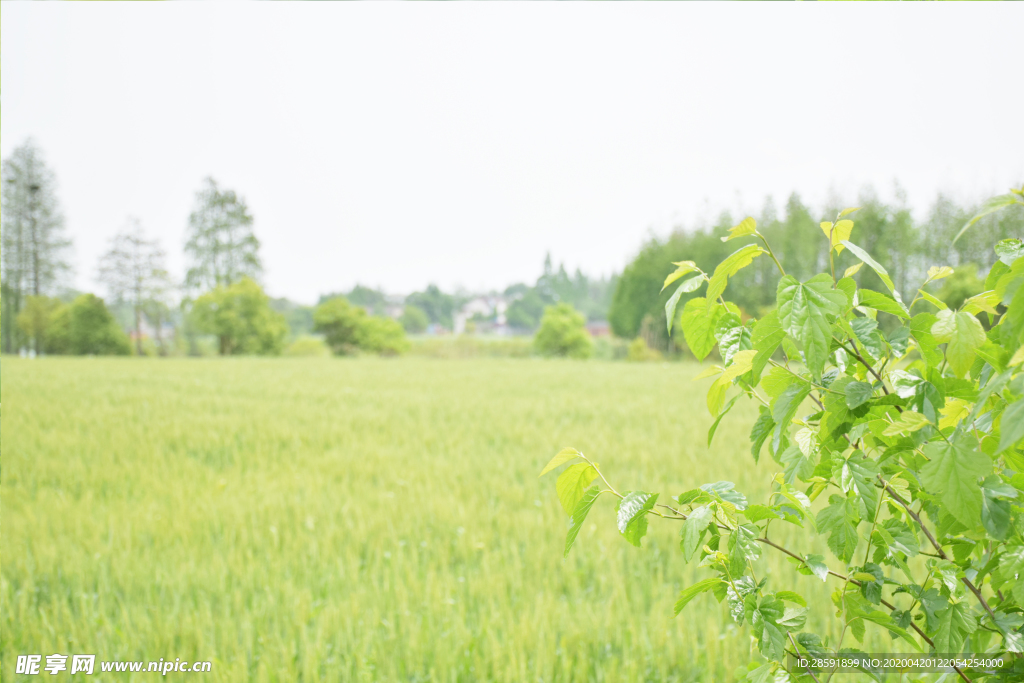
[3,3,1022,305]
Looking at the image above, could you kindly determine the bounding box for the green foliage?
[533,303,593,359]
[399,304,429,333]
[544,189,1024,678]
[191,277,287,355]
[16,295,66,353]
[50,294,132,356]
[313,296,409,356]
[405,284,459,330]
[626,336,662,362]
[283,335,330,357]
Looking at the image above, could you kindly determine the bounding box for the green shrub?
[400,305,429,333]
[314,296,409,356]
[543,189,1024,681]
[284,335,330,357]
[58,294,131,356]
[533,303,592,359]
[355,316,410,356]
[626,336,661,362]
[191,277,288,355]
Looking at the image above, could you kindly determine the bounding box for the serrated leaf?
[679,297,721,360]
[780,446,815,485]
[838,207,860,219]
[707,349,756,416]
[777,273,847,377]
[700,481,748,510]
[749,406,775,464]
[858,289,909,319]
[617,491,658,547]
[707,244,765,302]
[802,553,830,582]
[556,463,598,515]
[816,494,860,563]
[931,309,986,378]
[997,398,1024,453]
[882,411,931,437]
[540,447,582,477]
[933,601,978,654]
[564,487,601,557]
[821,219,854,253]
[750,310,784,382]
[919,441,990,527]
[673,577,723,616]
[994,238,1024,267]
[665,275,705,334]
[962,290,1000,316]
[844,262,864,278]
[917,289,948,310]
[841,240,896,293]
[722,216,757,242]
[680,505,714,561]
[776,590,807,607]
[927,265,955,282]
[662,261,699,291]
[751,594,788,661]
[845,381,874,410]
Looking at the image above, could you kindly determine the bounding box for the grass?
[3,357,882,682]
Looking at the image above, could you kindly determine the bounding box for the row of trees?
[611,189,1024,352]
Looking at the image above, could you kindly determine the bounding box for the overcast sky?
[3,4,1022,305]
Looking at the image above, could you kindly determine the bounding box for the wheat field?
[3,357,877,682]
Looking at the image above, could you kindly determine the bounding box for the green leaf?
[917,289,948,311]
[874,518,919,560]
[706,244,765,302]
[882,410,931,437]
[998,547,1024,605]
[662,261,699,291]
[679,297,721,360]
[564,487,601,558]
[909,313,942,368]
[954,193,1022,244]
[919,441,990,527]
[821,219,854,253]
[772,382,811,452]
[556,463,598,515]
[802,553,830,582]
[841,453,880,515]
[664,275,705,334]
[706,349,756,416]
[750,310,784,383]
[680,505,713,561]
[722,216,757,242]
[816,494,860,563]
[749,406,775,464]
[780,446,815,485]
[743,504,781,523]
[857,289,909,319]
[728,523,761,576]
[540,447,582,477]
[750,594,787,661]
[708,395,740,447]
[994,237,1024,267]
[838,206,860,219]
[673,577,723,616]
[776,590,807,607]
[997,398,1024,453]
[845,381,874,410]
[982,484,1012,540]
[777,273,847,377]
[841,240,896,293]
[931,309,986,378]
[617,491,658,547]
[700,481,748,510]
[933,601,978,654]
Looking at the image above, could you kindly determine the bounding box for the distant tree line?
[610,189,1024,352]
[4,139,1019,360]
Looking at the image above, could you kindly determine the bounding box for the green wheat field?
[3,357,888,682]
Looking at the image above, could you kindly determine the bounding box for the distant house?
[585,321,611,337]
[453,296,509,335]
